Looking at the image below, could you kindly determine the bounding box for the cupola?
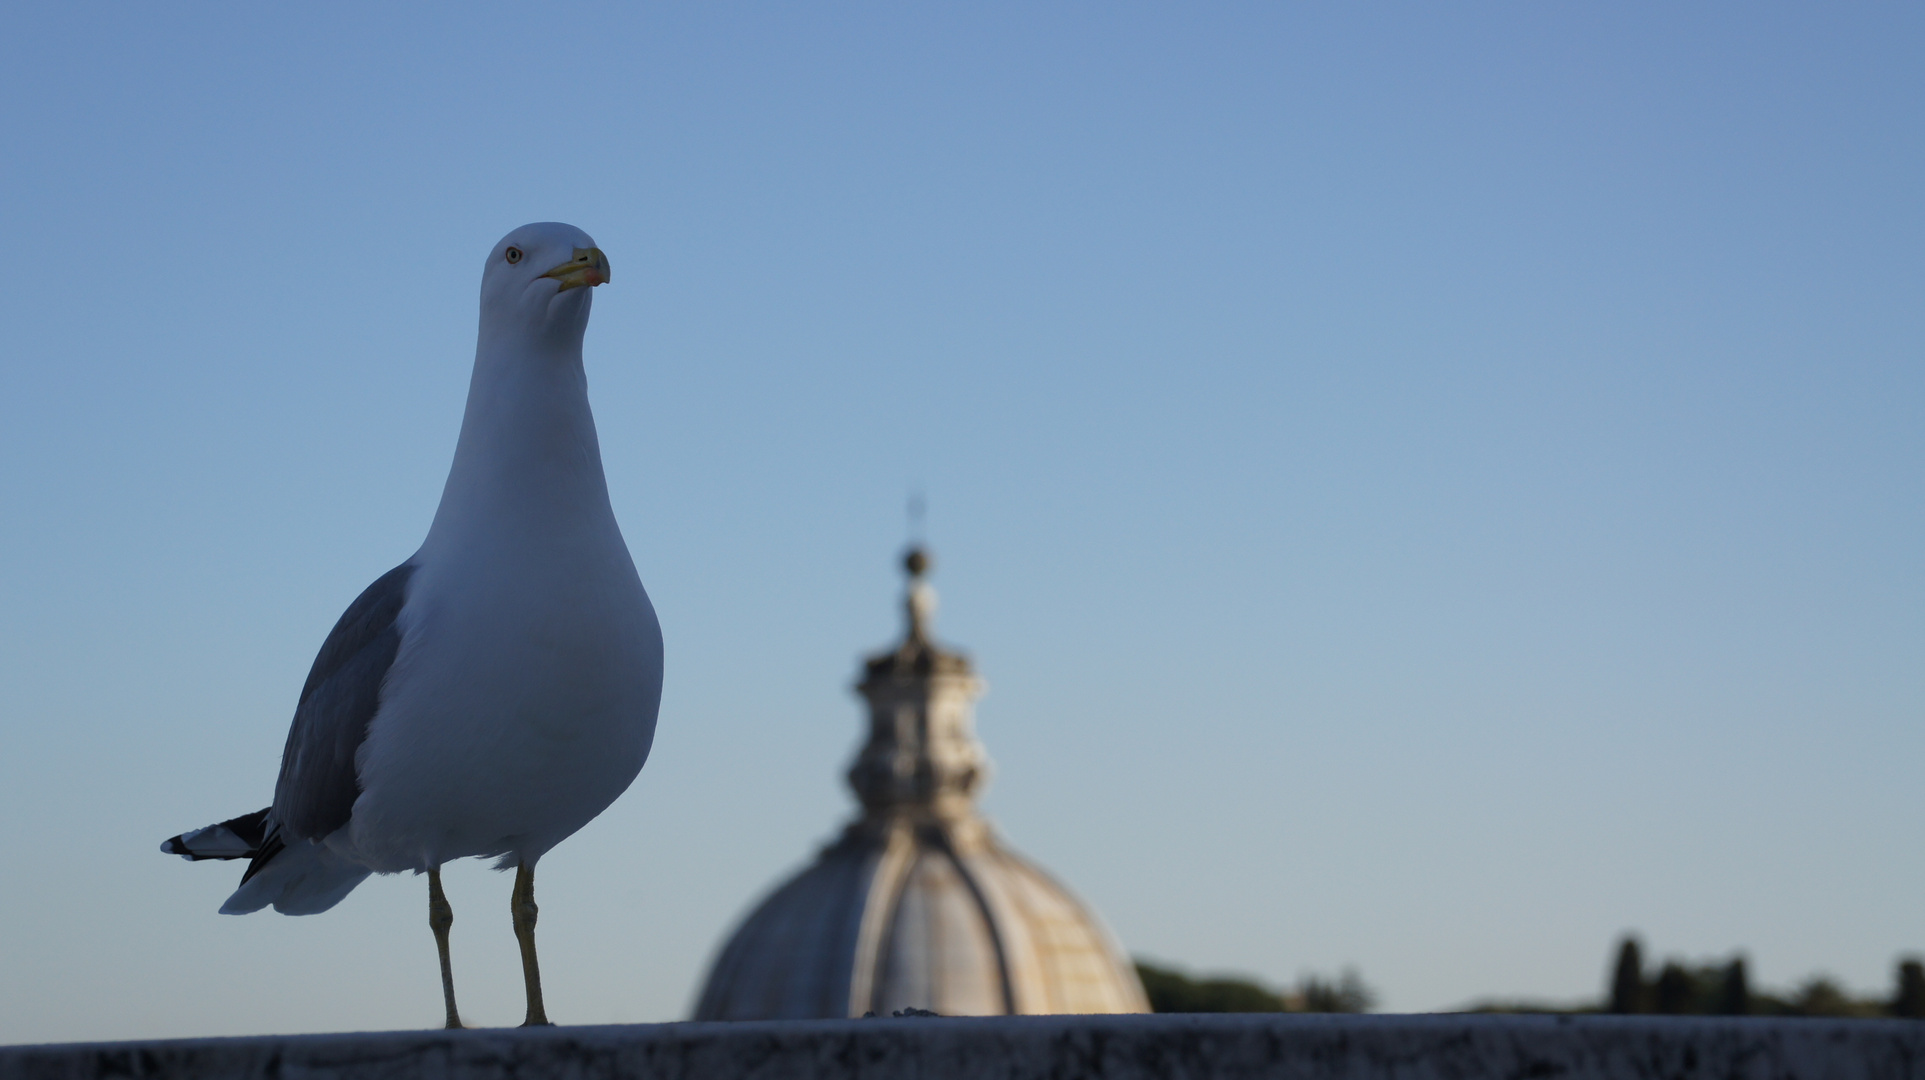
[692,548,1150,1019]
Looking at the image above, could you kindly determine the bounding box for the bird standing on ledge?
[161,222,664,1029]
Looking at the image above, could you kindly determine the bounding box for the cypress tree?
[1716,958,1750,1015]
[1893,959,1925,1020]
[1609,937,1645,1014]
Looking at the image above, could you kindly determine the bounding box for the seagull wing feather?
[272,562,416,844]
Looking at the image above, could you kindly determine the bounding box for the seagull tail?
[162,808,369,915]
[219,838,371,916]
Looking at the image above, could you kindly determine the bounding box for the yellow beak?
[541,247,611,291]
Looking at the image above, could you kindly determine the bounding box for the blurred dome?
[692,549,1148,1019]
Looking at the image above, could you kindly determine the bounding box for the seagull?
[160,222,663,1029]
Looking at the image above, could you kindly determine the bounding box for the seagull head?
[478,222,611,348]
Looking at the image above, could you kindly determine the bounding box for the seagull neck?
[426,336,613,544]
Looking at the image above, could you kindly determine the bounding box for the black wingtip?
[161,807,275,862]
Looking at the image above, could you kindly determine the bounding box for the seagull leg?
[511,862,551,1026]
[427,869,463,1029]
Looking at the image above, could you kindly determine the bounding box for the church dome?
[692,548,1149,1020]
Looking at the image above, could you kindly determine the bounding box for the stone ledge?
[4,1014,1923,1080]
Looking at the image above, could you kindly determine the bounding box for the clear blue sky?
[1,4,1919,1041]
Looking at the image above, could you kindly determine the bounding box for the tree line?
[1603,936,1925,1019]
[1135,936,1925,1017]
[1134,961,1374,1013]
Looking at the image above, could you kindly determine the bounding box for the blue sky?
[0,4,1919,1041]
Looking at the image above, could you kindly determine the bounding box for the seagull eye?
[505,247,523,265]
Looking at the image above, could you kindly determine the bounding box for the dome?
[692,548,1149,1020]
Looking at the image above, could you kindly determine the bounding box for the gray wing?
[272,562,416,844]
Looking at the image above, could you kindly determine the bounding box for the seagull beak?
[541,247,611,292]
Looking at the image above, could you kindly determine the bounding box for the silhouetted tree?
[1135,962,1286,1012]
[1655,962,1696,1014]
[1134,960,1376,1014]
[1891,959,1925,1020]
[1794,978,1867,1017]
[1716,958,1751,1016]
[1300,969,1376,1014]
[1609,937,1645,1014]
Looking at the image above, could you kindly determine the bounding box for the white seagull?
[161,222,664,1028]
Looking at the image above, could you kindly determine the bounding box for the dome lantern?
[846,545,989,824]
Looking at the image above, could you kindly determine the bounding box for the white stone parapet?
[4,1014,1923,1080]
